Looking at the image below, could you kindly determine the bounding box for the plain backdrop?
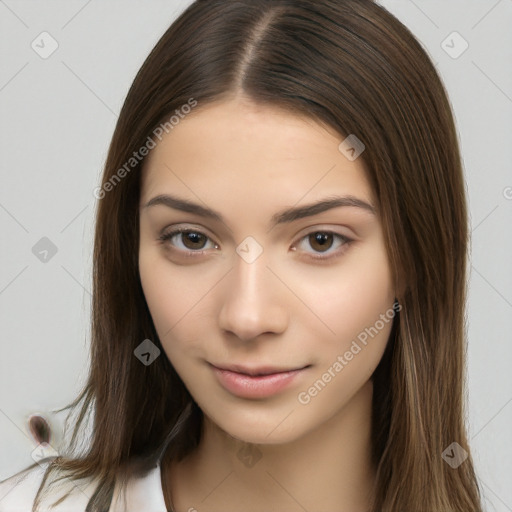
[0,1,511,511]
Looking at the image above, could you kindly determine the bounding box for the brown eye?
[158,228,218,254]
[181,231,208,250]
[294,230,352,260]
[308,232,334,252]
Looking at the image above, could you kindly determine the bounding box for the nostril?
[28,414,51,445]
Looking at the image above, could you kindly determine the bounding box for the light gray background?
[0,1,511,511]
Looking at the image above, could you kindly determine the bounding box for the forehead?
[140,97,374,208]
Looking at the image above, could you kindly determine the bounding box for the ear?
[393,273,407,304]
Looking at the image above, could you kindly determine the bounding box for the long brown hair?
[29,0,483,510]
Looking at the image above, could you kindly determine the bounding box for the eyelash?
[157,227,353,261]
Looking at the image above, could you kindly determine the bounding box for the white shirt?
[0,460,168,511]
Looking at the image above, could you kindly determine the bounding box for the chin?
[202,404,311,446]
[224,423,302,446]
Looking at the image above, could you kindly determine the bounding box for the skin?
[138,94,397,512]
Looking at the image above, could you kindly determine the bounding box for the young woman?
[0,0,484,511]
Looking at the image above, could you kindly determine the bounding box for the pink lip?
[210,363,310,399]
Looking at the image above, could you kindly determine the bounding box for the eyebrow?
[142,193,376,227]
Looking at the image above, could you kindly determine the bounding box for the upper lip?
[210,363,310,376]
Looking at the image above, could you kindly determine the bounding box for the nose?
[218,249,288,342]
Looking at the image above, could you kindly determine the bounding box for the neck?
[164,380,376,512]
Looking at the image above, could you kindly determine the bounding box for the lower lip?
[211,365,308,399]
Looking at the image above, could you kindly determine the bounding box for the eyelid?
[291,228,353,260]
[292,223,356,241]
[158,225,219,255]
[159,224,218,242]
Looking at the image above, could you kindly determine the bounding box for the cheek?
[282,243,394,349]
[139,248,209,334]
[291,246,395,416]
[335,256,394,342]
[139,251,179,332]
[138,248,217,360]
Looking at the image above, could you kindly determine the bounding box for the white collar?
[109,460,167,512]
[0,459,169,512]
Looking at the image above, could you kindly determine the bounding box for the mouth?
[209,362,311,399]
[211,363,310,376]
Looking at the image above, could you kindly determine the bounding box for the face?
[138,96,397,445]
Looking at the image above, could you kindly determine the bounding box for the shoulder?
[0,461,96,512]
[0,460,167,512]
[0,462,47,511]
